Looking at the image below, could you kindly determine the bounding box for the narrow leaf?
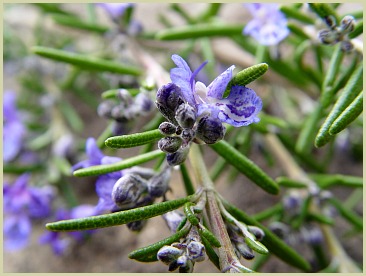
[32,46,142,75]
[73,150,164,177]
[105,129,164,149]
[200,235,220,270]
[101,88,139,99]
[280,6,315,24]
[51,14,109,34]
[224,63,268,96]
[315,64,363,147]
[198,226,221,248]
[180,164,196,196]
[287,23,311,40]
[46,196,194,231]
[348,20,363,39]
[128,227,190,262]
[308,3,338,23]
[309,173,363,189]
[210,141,279,195]
[156,24,243,40]
[244,237,269,255]
[222,199,311,272]
[184,202,199,226]
[329,91,363,135]
[276,177,308,188]
[252,203,283,222]
[327,197,363,230]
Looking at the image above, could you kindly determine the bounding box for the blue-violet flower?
[243,3,289,46]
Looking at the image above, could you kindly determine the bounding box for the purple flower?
[4,214,32,251]
[170,54,262,127]
[243,3,289,46]
[3,91,26,163]
[96,3,134,19]
[39,205,98,255]
[72,138,123,212]
[4,174,54,218]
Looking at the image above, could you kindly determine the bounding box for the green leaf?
[244,237,269,255]
[210,141,279,195]
[198,225,221,248]
[180,164,196,196]
[101,88,140,99]
[46,196,194,231]
[252,203,283,222]
[128,226,190,262]
[280,5,315,24]
[327,197,363,230]
[224,63,268,97]
[222,199,311,272]
[32,46,142,75]
[315,63,363,147]
[329,91,363,135]
[320,44,344,108]
[308,3,339,23]
[309,173,363,189]
[307,212,334,226]
[51,14,109,34]
[200,235,220,270]
[156,23,243,40]
[276,177,308,188]
[73,150,165,177]
[287,23,311,40]
[32,3,77,16]
[105,129,164,149]
[183,202,199,226]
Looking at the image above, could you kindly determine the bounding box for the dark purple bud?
[166,146,189,166]
[236,243,255,260]
[147,167,171,198]
[159,122,177,136]
[318,29,340,45]
[341,40,354,52]
[175,103,197,129]
[324,15,336,28]
[158,137,182,153]
[340,15,355,33]
[269,222,289,239]
[168,260,180,271]
[247,226,265,241]
[196,116,225,144]
[117,89,134,104]
[127,220,146,232]
[156,83,184,124]
[187,241,206,262]
[112,174,147,207]
[302,227,323,246]
[158,245,183,265]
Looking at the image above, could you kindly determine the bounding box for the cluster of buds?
[157,226,206,273]
[111,165,171,231]
[318,15,356,52]
[156,83,226,166]
[228,224,265,260]
[98,89,153,135]
[269,188,335,247]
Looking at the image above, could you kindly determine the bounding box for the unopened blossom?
[3,91,26,163]
[243,3,289,46]
[170,54,262,127]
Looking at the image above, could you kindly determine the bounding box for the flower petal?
[170,54,196,106]
[207,65,235,100]
[215,86,262,127]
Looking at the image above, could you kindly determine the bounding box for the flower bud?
[324,15,337,28]
[301,227,323,246]
[117,89,134,105]
[318,29,340,45]
[127,220,146,232]
[158,137,182,153]
[236,243,255,260]
[181,129,196,144]
[175,103,197,129]
[159,122,177,136]
[341,40,354,52]
[196,116,226,144]
[247,226,265,241]
[166,146,189,166]
[162,210,185,233]
[340,15,355,33]
[269,222,289,239]
[157,245,183,265]
[187,241,206,262]
[112,174,147,207]
[97,100,115,118]
[156,83,184,124]
[147,167,171,198]
[134,92,154,114]
[179,259,194,273]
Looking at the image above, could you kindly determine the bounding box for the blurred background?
[3,3,363,273]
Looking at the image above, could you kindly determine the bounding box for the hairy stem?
[189,144,247,273]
